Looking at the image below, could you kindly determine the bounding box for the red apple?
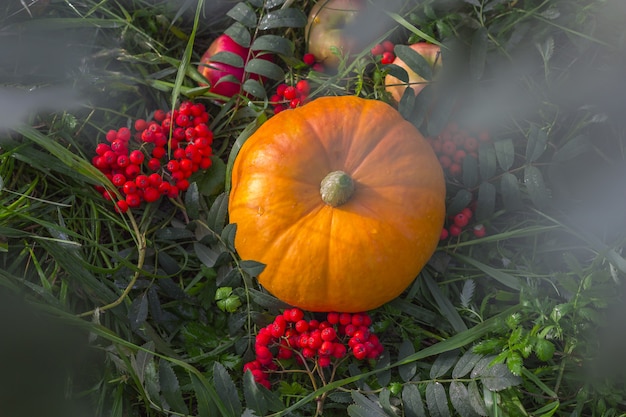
[198,34,272,99]
[384,42,442,103]
[305,0,365,70]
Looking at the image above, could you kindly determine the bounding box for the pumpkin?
[228,96,445,312]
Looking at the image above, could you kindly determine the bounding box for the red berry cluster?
[440,206,487,240]
[426,122,491,178]
[371,40,395,64]
[243,309,383,389]
[92,101,213,213]
[270,80,311,114]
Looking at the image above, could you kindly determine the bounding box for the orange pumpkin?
[228,96,445,312]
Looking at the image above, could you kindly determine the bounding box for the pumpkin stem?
[320,170,355,207]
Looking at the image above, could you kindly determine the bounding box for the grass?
[1,0,626,416]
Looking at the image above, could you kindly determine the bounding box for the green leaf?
[430,349,460,379]
[447,189,473,216]
[552,134,590,162]
[524,165,550,208]
[478,143,497,180]
[398,86,416,121]
[398,340,417,382]
[403,384,426,417]
[424,273,468,332]
[242,79,267,99]
[426,382,451,417]
[462,155,479,188]
[476,181,496,221]
[213,362,243,416]
[227,2,257,27]
[493,139,515,171]
[191,372,218,416]
[467,380,488,416]
[258,8,307,30]
[469,27,488,80]
[478,363,522,391]
[129,292,149,332]
[159,360,189,414]
[249,288,291,309]
[207,192,229,234]
[349,392,388,417]
[245,58,284,80]
[452,349,483,379]
[427,94,456,137]
[251,34,294,56]
[500,173,523,210]
[525,124,548,162]
[450,381,481,417]
[386,64,410,83]
[394,44,433,80]
[194,242,220,267]
[209,50,245,68]
[184,182,201,220]
[506,351,523,376]
[196,155,227,196]
[459,279,475,309]
[224,22,251,48]
[452,254,521,291]
[221,223,237,252]
[243,369,268,415]
[240,260,266,277]
[378,388,397,416]
[534,338,555,361]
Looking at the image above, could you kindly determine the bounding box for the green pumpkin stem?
[320,170,355,207]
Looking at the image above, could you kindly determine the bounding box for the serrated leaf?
[524,165,550,208]
[471,355,497,379]
[133,341,155,386]
[214,362,243,416]
[470,27,488,80]
[224,22,251,48]
[242,79,267,99]
[227,2,257,27]
[476,181,496,221]
[453,349,483,379]
[159,360,189,414]
[258,8,307,30]
[249,288,291,309]
[240,259,266,277]
[459,279,475,309]
[525,124,548,162]
[251,34,293,56]
[493,139,515,171]
[552,135,590,162]
[378,388,397,416]
[450,381,481,417]
[209,50,245,68]
[480,363,522,391]
[207,192,229,234]
[447,189,473,216]
[245,58,284,80]
[430,349,460,379]
[347,404,387,417]
[190,373,217,417]
[129,292,148,332]
[184,181,201,219]
[394,44,434,80]
[350,391,388,417]
[467,380,488,416]
[403,384,426,417]
[398,340,417,382]
[534,338,555,361]
[462,155,478,188]
[426,382,451,417]
[243,369,268,415]
[500,173,523,210]
[478,143,497,180]
[194,242,220,267]
[506,351,523,376]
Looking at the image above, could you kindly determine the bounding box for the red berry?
[352,343,368,360]
[166,160,180,172]
[116,127,131,142]
[129,150,145,165]
[283,86,298,100]
[381,51,395,65]
[453,149,467,163]
[441,140,456,156]
[461,207,473,219]
[135,175,149,189]
[122,181,137,195]
[134,119,147,132]
[464,137,479,152]
[143,187,161,203]
[317,355,332,367]
[124,164,140,179]
[302,53,316,66]
[289,98,301,109]
[440,227,449,240]
[351,313,365,327]
[453,212,470,228]
[114,199,129,213]
[449,224,462,237]
[158,181,171,196]
[95,143,110,156]
[276,83,288,97]
[321,327,337,342]
[473,224,486,238]
[381,40,395,52]
[339,313,352,326]
[112,173,126,187]
[327,312,340,324]
[147,158,162,171]
[295,80,310,96]
[125,193,142,208]
[449,162,462,177]
[438,155,452,169]
[332,342,347,358]
[270,94,282,104]
[370,43,385,56]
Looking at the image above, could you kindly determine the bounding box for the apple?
[384,42,442,103]
[305,0,365,70]
[198,34,273,99]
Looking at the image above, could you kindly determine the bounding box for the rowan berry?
[289,98,301,109]
[381,51,395,65]
[135,175,149,189]
[103,150,117,165]
[143,187,161,203]
[441,140,456,156]
[326,312,340,324]
[352,343,367,360]
[134,119,147,132]
[129,150,144,165]
[382,40,395,52]
[449,163,462,177]
[96,143,111,156]
[112,173,126,187]
[317,355,332,367]
[449,224,463,237]
[283,86,298,100]
[332,342,347,359]
[105,129,118,142]
[153,109,166,122]
[321,327,337,342]
[125,193,142,208]
[295,80,310,96]
[200,157,213,170]
[124,164,140,179]
[122,181,138,195]
[464,136,479,152]
[453,212,470,228]
[473,224,486,238]
[276,83,288,97]
[303,53,316,66]
[370,43,385,56]
[339,313,352,326]
[114,199,129,214]
[440,227,449,240]
[166,160,180,172]
[116,127,131,142]
[176,179,190,191]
